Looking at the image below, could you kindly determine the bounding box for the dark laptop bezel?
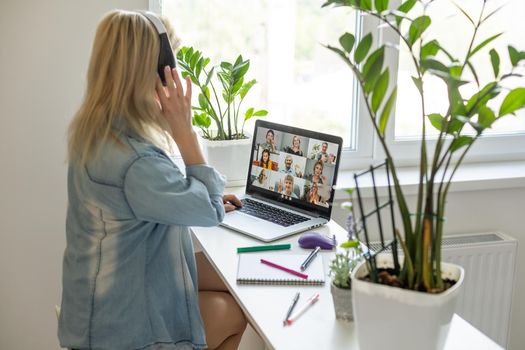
[245,119,343,220]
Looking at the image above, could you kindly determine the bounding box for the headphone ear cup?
[158,33,176,86]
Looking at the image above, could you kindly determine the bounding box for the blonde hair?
[68,10,180,167]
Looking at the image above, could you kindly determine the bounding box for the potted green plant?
[176,46,268,184]
[323,0,525,348]
[328,237,362,321]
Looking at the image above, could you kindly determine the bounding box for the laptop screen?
[246,120,343,219]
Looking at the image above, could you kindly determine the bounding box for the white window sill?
[333,160,525,200]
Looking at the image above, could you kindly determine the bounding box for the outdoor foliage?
[176,47,268,140]
[323,0,525,292]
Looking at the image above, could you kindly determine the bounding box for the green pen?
[237,244,291,253]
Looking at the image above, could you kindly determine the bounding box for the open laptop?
[221,120,343,242]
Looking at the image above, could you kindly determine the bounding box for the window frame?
[155,0,525,172]
[375,0,525,166]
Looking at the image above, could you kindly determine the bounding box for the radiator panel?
[442,233,517,348]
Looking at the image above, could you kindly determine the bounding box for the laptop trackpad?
[223,211,267,225]
[221,211,285,241]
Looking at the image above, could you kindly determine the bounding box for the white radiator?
[369,232,517,348]
[441,232,517,348]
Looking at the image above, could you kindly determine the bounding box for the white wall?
[0,1,147,349]
[332,186,525,350]
[1,1,524,350]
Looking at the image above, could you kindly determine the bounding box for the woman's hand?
[223,194,242,212]
[156,66,205,165]
[155,66,193,142]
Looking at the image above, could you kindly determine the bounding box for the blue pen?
[300,246,321,271]
[283,292,300,325]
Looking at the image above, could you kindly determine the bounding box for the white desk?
[192,218,503,350]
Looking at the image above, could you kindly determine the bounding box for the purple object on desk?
[298,232,336,250]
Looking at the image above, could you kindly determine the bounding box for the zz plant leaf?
[339,32,355,53]
[408,15,431,46]
[489,49,500,78]
[499,88,525,116]
[374,0,388,13]
[372,69,389,112]
[395,0,416,26]
[354,33,373,64]
[379,87,397,135]
[427,113,445,132]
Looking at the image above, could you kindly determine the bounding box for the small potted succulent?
[176,46,268,184]
[328,196,362,321]
[329,239,362,321]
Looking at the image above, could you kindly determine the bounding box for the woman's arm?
[124,156,226,227]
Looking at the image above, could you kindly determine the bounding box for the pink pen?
[286,292,320,325]
[260,259,308,279]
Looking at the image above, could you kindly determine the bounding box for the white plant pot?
[200,135,252,186]
[351,254,464,350]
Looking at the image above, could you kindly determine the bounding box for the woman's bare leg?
[196,252,247,350]
[196,251,229,292]
[198,291,246,350]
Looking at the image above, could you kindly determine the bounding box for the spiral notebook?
[236,253,325,285]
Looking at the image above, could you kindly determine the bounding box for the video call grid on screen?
[248,121,341,210]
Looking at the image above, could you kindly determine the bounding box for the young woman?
[259,129,276,153]
[59,10,246,350]
[307,182,321,204]
[259,148,273,170]
[283,135,303,157]
[308,160,327,184]
[283,135,303,156]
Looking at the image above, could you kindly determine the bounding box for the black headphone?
[139,11,176,86]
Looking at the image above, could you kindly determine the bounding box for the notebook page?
[237,253,325,285]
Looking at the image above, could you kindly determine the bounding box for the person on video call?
[283,135,303,156]
[259,148,273,170]
[308,160,328,184]
[316,142,329,162]
[307,182,330,207]
[294,164,303,178]
[307,182,321,204]
[280,155,294,175]
[58,10,246,350]
[259,129,277,153]
[328,153,337,165]
[278,175,298,199]
[252,168,268,188]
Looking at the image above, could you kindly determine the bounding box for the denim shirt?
[58,131,226,350]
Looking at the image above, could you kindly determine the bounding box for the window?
[162,0,376,166]
[160,0,525,168]
[388,0,525,162]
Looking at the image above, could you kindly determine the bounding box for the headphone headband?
[139,11,167,35]
[137,10,176,85]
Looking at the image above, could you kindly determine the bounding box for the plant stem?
[227,89,232,139]
[236,96,246,137]
[208,78,226,139]
[461,1,487,74]
[435,138,478,290]
[233,99,239,137]
[368,9,426,261]
[350,63,414,277]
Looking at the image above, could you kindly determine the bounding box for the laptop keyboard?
[238,198,310,227]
